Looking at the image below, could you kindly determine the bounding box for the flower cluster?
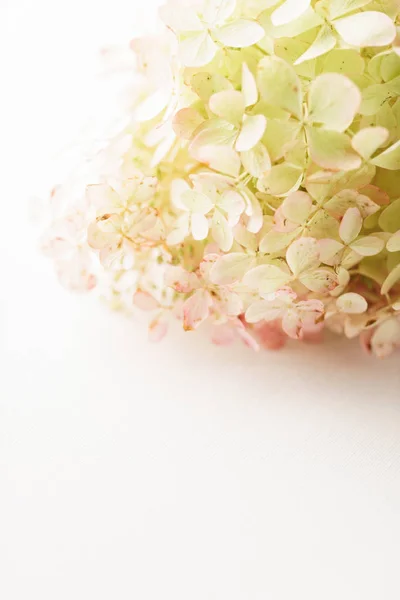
[41,0,400,358]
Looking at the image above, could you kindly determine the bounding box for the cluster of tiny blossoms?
[41,0,400,357]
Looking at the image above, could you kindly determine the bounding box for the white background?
[2,1,400,599]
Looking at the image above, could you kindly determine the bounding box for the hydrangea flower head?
[41,0,400,358]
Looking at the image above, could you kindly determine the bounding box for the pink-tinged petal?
[173,108,204,139]
[148,316,168,343]
[318,238,344,266]
[211,323,236,346]
[299,268,338,293]
[281,311,303,339]
[339,207,362,245]
[165,265,198,293]
[286,237,320,277]
[281,191,313,225]
[182,289,211,330]
[86,183,117,211]
[133,290,159,311]
[236,325,261,352]
[218,290,243,317]
[370,318,400,358]
[253,320,287,350]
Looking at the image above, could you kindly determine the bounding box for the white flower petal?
[190,213,210,240]
[271,0,311,26]
[242,63,258,108]
[336,292,368,314]
[179,32,217,67]
[351,126,389,160]
[214,19,265,48]
[334,12,396,48]
[339,207,362,245]
[329,0,372,20]
[181,190,214,214]
[212,210,234,251]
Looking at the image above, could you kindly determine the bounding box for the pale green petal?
[257,56,303,119]
[281,191,313,225]
[308,74,361,132]
[299,269,338,292]
[259,229,299,253]
[378,198,400,233]
[307,127,362,171]
[320,49,365,77]
[381,263,400,295]
[260,164,303,196]
[191,72,233,103]
[210,252,255,285]
[235,114,267,152]
[243,264,292,293]
[349,235,384,256]
[329,0,373,20]
[286,237,320,277]
[294,26,336,66]
[209,90,245,124]
[371,140,400,169]
[339,207,362,245]
[351,126,389,160]
[387,231,400,252]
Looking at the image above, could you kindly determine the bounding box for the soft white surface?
[2,2,400,599]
